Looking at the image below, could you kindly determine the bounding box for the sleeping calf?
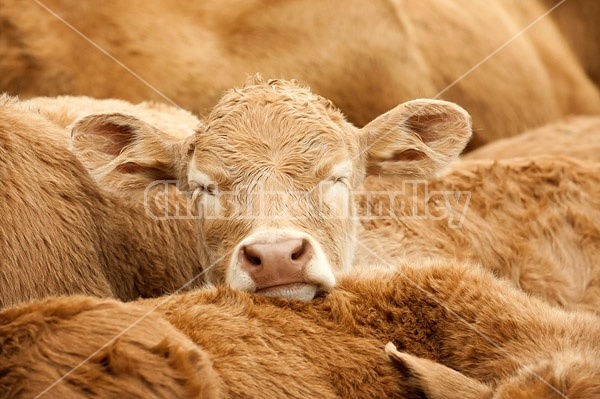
[70,78,600,311]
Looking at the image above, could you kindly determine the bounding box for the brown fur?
[0,296,221,399]
[0,97,205,308]
[541,0,600,87]
[68,79,600,311]
[464,116,600,162]
[1,262,599,398]
[1,0,599,147]
[358,156,600,312]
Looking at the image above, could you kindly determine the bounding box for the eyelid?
[330,176,350,186]
[189,180,218,196]
[188,167,220,196]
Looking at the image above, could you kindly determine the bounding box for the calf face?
[71,77,471,299]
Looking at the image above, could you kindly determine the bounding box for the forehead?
[192,81,358,179]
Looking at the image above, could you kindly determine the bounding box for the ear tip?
[74,112,142,126]
[384,342,398,354]
[70,115,95,140]
[70,112,146,137]
[385,342,410,363]
[413,98,473,137]
[403,98,471,119]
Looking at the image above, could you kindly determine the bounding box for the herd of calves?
[1,0,600,398]
[0,77,599,398]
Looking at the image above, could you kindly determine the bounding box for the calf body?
[464,116,600,162]
[357,157,600,312]
[0,97,205,307]
[542,0,600,87]
[1,262,599,398]
[2,0,600,147]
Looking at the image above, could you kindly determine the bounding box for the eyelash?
[190,182,217,198]
[190,176,346,197]
[333,176,350,186]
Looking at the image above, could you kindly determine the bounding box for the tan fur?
[358,156,600,312]
[18,95,200,140]
[66,78,474,296]
[2,0,600,148]
[464,116,600,162]
[541,0,600,87]
[0,98,205,308]
[0,296,222,398]
[68,79,600,311]
[1,262,599,398]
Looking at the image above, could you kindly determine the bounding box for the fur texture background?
[1,262,599,398]
[1,0,599,148]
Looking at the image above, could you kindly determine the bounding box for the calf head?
[71,77,471,299]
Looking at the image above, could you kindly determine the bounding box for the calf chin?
[258,283,320,301]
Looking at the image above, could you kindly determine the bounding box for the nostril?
[247,254,261,266]
[291,246,303,260]
[243,247,262,266]
[290,239,307,261]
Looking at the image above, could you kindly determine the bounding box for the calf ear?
[385,343,492,399]
[361,99,472,177]
[70,113,189,191]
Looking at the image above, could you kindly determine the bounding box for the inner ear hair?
[70,112,190,191]
[362,99,472,177]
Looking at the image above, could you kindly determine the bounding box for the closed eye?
[327,161,353,188]
[188,168,218,197]
[189,181,218,198]
[332,176,350,187]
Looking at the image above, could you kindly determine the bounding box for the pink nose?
[239,238,313,290]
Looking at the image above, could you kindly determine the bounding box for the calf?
[72,77,600,311]
[68,77,472,301]
[0,296,222,399]
[1,261,599,398]
[2,0,600,147]
[0,96,204,307]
